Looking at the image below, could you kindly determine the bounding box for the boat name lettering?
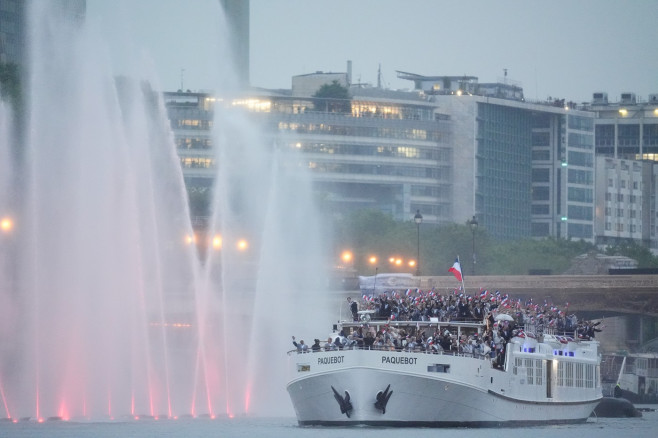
[382,356,417,365]
[318,356,344,365]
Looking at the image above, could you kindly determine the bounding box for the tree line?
[332,209,658,276]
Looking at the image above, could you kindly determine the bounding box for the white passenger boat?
[602,352,658,403]
[287,319,602,426]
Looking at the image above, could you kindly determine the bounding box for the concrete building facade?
[402,74,595,242]
[165,71,600,243]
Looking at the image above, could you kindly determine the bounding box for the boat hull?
[287,350,600,426]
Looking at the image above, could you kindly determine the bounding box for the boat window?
[428,364,450,373]
[297,364,310,372]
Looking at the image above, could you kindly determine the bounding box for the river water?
[0,409,655,438]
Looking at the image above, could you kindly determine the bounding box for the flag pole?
[457,255,466,293]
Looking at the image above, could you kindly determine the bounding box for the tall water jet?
[1,2,202,419]
[0,76,18,421]
[188,1,332,417]
[0,0,332,420]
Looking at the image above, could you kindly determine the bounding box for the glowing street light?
[1,217,13,233]
[212,235,222,249]
[237,239,248,251]
[341,250,353,268]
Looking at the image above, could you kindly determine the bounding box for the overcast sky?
[86,0,657,104]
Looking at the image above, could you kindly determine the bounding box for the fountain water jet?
[0,0,332,420]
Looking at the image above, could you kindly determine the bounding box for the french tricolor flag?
[448,258,462,282]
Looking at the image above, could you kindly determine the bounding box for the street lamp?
[467,215,478,275]
[414,209,423,276]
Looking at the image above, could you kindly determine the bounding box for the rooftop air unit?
[620,92,636,104]
[592,92,608,104]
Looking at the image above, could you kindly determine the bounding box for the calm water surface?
[0,409,656,438]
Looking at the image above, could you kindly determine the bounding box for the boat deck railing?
[287,345,492,362]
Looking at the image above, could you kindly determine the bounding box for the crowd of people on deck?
[292,288,603,367]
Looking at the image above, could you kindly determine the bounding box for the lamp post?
[467,215,478,275]
[414,209,423,276]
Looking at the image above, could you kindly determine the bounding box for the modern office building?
[583,92,658,249]
[594,156,652,247]
[164,81,453,225]
[586,92,658,160]
[399,73,596,242]
[164,91,215,190]
[165,68,601,243]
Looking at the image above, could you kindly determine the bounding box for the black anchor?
[331,385,353,418]
[374,384,393,414]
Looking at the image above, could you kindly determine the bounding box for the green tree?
[604,241,658,268]
[313,80,351,113]
[486,237,594,275]
[332,209,606,276]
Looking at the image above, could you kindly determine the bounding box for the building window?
[568,151,593,167]
[532,149,550,161]
[532,169,550,183]
[568,205,593,220]
[531,222,550,236]
[568,169,593,185]
[532,186,550,201]
[608,178,614,187]
[569,223,592,239]
[568,187,593,203]
[605,193,612,201]
[532,132,550,146]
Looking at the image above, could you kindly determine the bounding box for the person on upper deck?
[292,336,308,353]
[347,297,358,321]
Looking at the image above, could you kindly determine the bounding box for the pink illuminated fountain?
[0,1,329,421]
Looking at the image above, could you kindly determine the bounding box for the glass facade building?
[165,73,601,242]
[165,88,452,224]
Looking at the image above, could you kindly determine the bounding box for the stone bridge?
[419,275,658,317]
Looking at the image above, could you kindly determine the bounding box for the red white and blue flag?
[448,258,463,282]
